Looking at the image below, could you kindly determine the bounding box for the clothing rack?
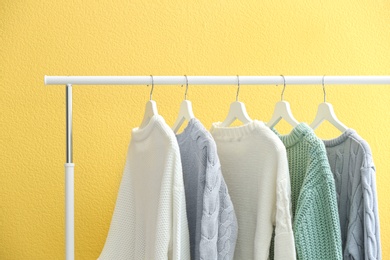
[44,75,390,260]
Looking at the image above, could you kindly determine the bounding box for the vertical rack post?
[65,84,74,260]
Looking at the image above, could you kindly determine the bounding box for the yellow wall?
[1,1,389,259]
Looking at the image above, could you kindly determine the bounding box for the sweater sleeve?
[274,147,296,260]
[199,141,238,260]
[217,175,238,259]
[361,165,382,259]
[199,155,221,260]
[294,158,343,260]
[97,152,135,260]
[172,147,191,260]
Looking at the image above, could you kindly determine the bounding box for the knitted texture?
[323,129,381,259]
[98,115,190,260]
[176,118,238,260]
[211,120,296,260]
[272,123,343,260]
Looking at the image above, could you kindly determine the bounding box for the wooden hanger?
[310,76,348,132]
[267,75,299,128]
[139,75,158,129]
[172,75,195,133]
[220,75,253,127]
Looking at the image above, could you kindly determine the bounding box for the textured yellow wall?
[1,1,390,259]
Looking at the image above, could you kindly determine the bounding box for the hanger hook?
[148,75,154,100]
[236,75,240,101]
[280,75,286,101]
[322,75,326,103]
[182,75,189,100]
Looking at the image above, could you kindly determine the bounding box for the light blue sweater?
[176,118,238,260]
[323,129,381,259]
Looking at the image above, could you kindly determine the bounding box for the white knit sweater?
[210,120,296,260]
[98,115,190,260]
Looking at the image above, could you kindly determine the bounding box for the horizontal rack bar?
[45,76,390,86]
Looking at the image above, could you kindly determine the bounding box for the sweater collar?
[175,118,202,144]
[322,128,356,147]
[272,123,313,148]
[210,120,266,140]
[132,114,163,141]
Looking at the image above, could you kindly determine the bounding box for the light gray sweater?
[176,118,238,260]
[323,129,381,260]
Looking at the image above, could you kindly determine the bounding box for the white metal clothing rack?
[44,75,390,260]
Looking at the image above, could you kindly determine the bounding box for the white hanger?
[172,75,195,133]
[267,75,299,128]
[220,75,253,127]
[310,76,348,132]
[139,75,158,129]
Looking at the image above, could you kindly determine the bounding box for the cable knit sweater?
[210,120,296,260]
[323,129,381,259]
[272,123,343,260]
[98,115,190,260]
[176,118,238,260]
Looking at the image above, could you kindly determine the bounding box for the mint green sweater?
[273,123,342,260]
